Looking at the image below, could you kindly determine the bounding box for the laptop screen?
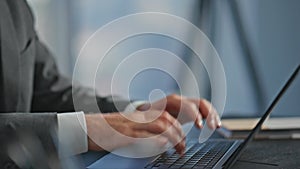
[223,65,300,168]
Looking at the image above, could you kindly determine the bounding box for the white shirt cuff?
[124,101,148,113]
[57,111,88,157]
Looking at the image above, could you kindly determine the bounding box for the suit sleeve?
[0,113,60,167]
[30,36,130,113]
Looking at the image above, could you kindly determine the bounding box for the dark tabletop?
[232,139,300,169]
[81,126,300,169]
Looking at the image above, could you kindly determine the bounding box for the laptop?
[87,65,299,169]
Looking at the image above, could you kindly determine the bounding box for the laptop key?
[146,140,234,169]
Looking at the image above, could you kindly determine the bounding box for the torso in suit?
[0,0,129,168]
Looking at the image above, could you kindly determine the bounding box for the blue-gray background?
[27,0,299,117]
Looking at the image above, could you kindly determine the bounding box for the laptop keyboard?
[144,140,234,169]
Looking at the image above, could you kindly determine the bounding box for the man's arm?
[28,33,132,156]
[30,36,130,113]
[0,113,60,168]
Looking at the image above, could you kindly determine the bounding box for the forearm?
[0,113,59,164]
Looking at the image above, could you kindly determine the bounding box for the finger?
[162,94,183,115]
[215,114,222,128]
[206,113,216,130]
[189,99,210,118]
[196,114,204,129]
[140,112,186,154]
[144,116,185,142]
[205,103,221,128]
[146,121,185,154]
[142,111,185,138]
[161,125,185,155]
[158,114,186,154]
[162,111,185,138]
[178,99,203,127]
[165,96,204,128]
[156,94,200,126]
[190,99,221,127]
[205,110,222,129]
[175,138,186,155]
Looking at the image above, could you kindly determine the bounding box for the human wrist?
[85,114,103,151]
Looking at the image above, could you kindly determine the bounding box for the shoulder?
[3,0,36,50]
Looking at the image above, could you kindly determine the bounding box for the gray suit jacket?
[0,0,129,168]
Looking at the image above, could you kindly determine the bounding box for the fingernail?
[217,121,222,128]
[198,119,203,128]
[217,117,222,127]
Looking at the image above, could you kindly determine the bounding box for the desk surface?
[232,139,300,169]
[82,126,300,169]
[190,126,300,168]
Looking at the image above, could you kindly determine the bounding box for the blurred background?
[27,0,299,118]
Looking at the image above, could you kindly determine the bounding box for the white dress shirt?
[57,101,146,156]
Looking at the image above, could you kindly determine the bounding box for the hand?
[85,110,186,154]
[137,94,221,130]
